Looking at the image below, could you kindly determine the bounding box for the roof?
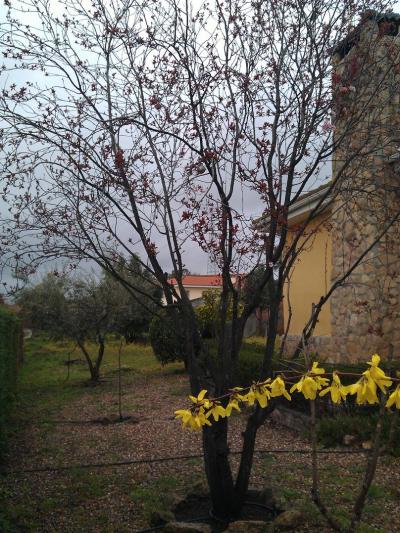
[169,275,223,287]
[253,181,332,231]
[293,181,332,204]
[288,181,332,224]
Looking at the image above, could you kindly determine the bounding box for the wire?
[1,448,367,476]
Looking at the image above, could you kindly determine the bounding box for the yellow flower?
[319,372,347,404]
[270,376,291,401]
[366,354,392,393]
[386,385,400,409]
[225,399,241,416]
[189,389,211,409]
[244,382,271,408]
[225,388,245,416]
[176,390,218,430]
[207,401,227,422]
[346,373,379,405]
[174,407,212,431]
[290,376,318,400]
[345,355,392,406]
[310,361,325,375]
[290,363,329,400]
[174,409,193,428]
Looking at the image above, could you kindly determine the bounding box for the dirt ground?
[1,343,400,532]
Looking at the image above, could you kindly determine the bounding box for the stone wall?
[281,334,335,362]
[330,16,400,362]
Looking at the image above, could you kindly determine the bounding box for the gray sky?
[1,0,400,291]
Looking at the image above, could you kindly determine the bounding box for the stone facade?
[330,14,400,362]
[282,334,335,361]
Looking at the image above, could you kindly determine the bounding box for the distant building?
[165,274,240,306]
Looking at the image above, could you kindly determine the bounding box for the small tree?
[196,289,241,339]
[16,274,67,336]
[18,274,113,382]
[63,276,111,382]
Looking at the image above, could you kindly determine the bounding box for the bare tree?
[1,0,399,519]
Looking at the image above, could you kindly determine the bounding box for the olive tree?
[18,273,125,382]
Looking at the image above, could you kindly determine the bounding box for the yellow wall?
[283,213,332,336]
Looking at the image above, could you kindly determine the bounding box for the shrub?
[235,341,264,386]
[317,412,400,456]
[149,309,187,365]
[195,290,243,339]
[0,307,22,458]
[195,303,215,339]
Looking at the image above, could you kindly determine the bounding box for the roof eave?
[288,189,332,225]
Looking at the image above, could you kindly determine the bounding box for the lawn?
[0,336,399,532]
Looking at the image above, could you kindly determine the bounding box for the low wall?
[280,333,398,364]
[280,335,335,362]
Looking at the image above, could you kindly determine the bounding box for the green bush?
[235,341,265,386]
[317,412,400,455]
[149,308,187,365]
[0,307,22,458]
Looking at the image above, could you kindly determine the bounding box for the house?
[165,274,240,306]
[281,11,400,363]
[282,183,334,357]
[166,274,283,337]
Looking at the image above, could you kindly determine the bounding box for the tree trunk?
[202,419,236,521]
[234,410,259,508]
[94,336,105,381]
[262,286,281,378]
[234,288,282,512]
[118,339,123,420]
[234,403,274,513]
[77,340,98,382]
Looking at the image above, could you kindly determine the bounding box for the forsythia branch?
[175,355,400,431]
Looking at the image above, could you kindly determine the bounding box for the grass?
[130,475,180,520]
[258,449,400,533]
[13,335,183,423]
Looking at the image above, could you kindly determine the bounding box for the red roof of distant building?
[169,275,224,287]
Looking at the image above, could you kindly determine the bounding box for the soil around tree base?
[172,491,280,532]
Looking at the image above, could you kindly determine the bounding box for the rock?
[226,520,272,532]
[164,522,211,533]
[149,509,175,527]
[186,481,209,498]
[343,434,357,446]
[258,487,275,509]
[246,487,275,509]
[271,489,291,513]
[273,509,304,530]
[273,495,289,512]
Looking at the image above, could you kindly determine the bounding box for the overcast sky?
[1,1,400,290]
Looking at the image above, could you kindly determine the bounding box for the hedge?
[0,307,22,457]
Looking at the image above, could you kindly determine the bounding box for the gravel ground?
[1,369,400,532]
